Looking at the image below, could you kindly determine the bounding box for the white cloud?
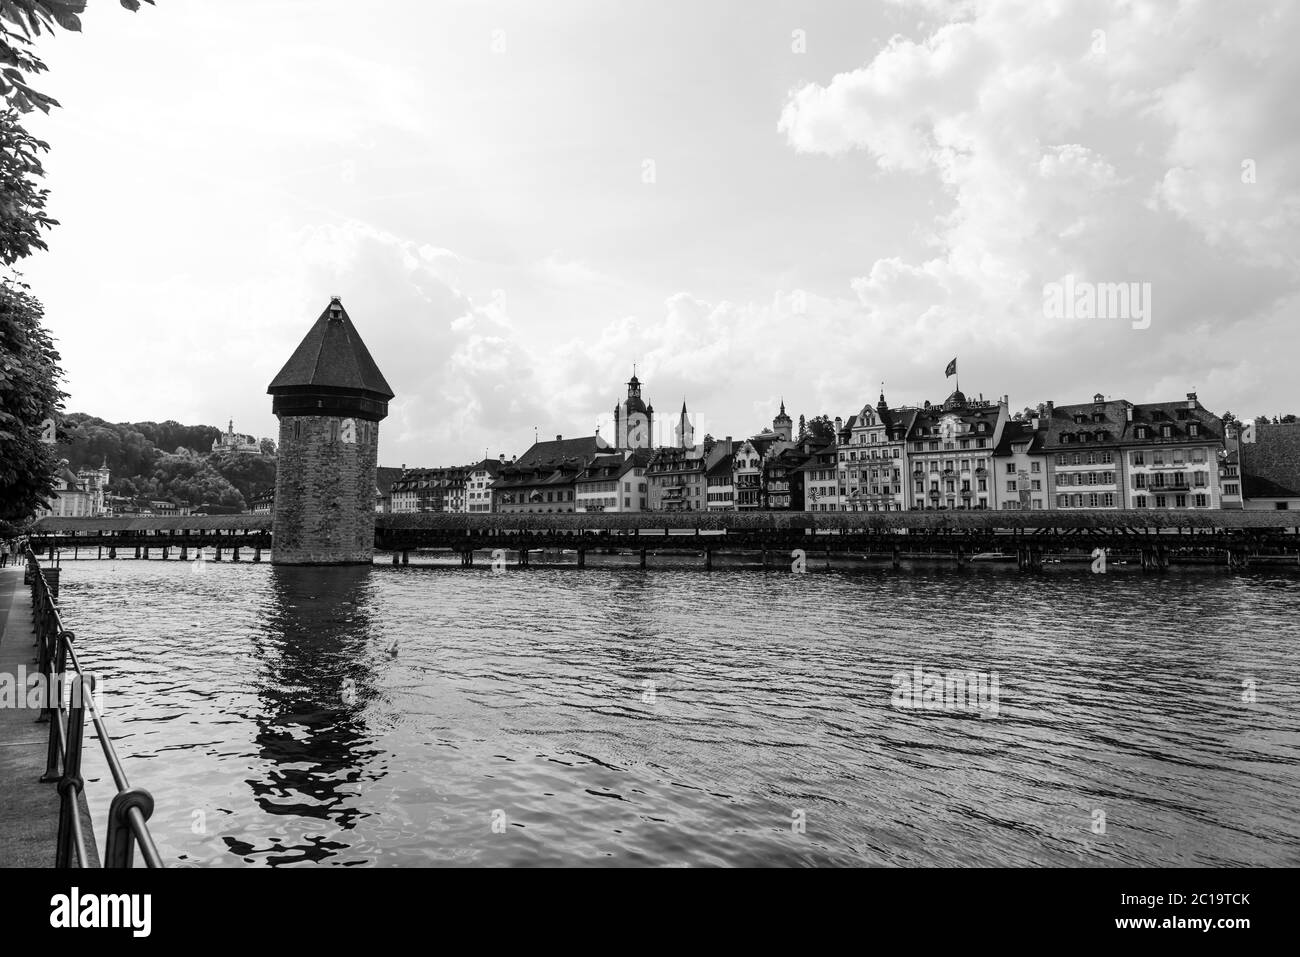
[774,0,1300,413]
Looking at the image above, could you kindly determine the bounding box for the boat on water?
[969,552,1017,563]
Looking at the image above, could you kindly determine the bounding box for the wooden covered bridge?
[26,510,1300,570]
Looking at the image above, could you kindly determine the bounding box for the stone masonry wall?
[271,414,379,564]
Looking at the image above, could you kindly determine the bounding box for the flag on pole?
[945,358,957,378]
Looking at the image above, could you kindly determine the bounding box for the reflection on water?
[234,567,384,864]
[61,557,1300,867]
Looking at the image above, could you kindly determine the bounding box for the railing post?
[53,674,91,867]
[105,787,156,869]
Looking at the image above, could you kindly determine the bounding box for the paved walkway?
[0,566,98,867]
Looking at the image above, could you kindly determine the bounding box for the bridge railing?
[21,542,163,869]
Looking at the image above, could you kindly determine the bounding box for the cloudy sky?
[21,0,1300,466]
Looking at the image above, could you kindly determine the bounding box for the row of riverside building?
[374,372,1300,515]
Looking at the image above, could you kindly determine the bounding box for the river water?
[57,554,1300,867]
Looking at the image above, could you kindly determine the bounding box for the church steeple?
[773,398,793,441]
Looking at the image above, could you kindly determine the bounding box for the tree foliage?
[805,414,835,443]
[0,276,63,519]
[0,0,151,521]
[55,413,277,509]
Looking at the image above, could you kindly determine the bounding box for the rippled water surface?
[59,556,1300,867]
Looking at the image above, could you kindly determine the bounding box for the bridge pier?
[232,547,241,562]
[97,546,102,560]
[133,546,141,560]
[254,547,262,563]
[162,547,169,560]
[108,547,116,560]
[639,548,646,569]
[401,550,409,565]
[705,549,713,571]
[391,550,399,565]
[577,550,585,568]
[214,547,222,562]
[180,546,188,561]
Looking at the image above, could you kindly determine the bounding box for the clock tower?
[612,369,654,450]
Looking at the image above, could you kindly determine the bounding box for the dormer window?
[1161,425,1172,438]
[1189,423,1200,436]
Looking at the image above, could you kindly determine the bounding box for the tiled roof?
[268,299,394,398]
[1242,422,1300,499]
[375,466,405,495]
[994,419,1046,455]
[515,436,606,468]
[1042,397,1221,449]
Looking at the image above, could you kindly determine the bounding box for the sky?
[19,0,1300,467]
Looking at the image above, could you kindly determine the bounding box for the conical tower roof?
[269,297,394,398]
[268,298,394,421]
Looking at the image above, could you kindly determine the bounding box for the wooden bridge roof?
[28,509,1299,537]
[31,515,271,533]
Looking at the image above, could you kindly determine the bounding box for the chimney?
[1125,405,1133,422]
[498,453,505,463]
[834,416,842,435]
[1045,400,1054,418]
[1031,416,1040,430]
[1186,391,1197,410]
[556,434,563,441]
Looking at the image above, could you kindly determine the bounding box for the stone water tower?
[267,297,394,564]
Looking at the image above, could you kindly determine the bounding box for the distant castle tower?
[267,297,394,564]
[773,399,793,441]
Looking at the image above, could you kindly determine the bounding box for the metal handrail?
[21,542,164,868]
